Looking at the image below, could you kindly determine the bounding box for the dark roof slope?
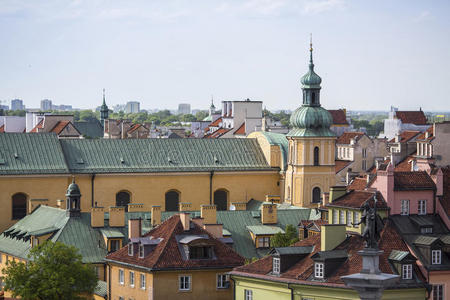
[395,111,427,125]
[60,138,272,174]
[106,215,244,270]
[389,130,421,143]
[0,133,69,175]
[327,109,349,125]
[326,190,388,209]
[74,120,104,138]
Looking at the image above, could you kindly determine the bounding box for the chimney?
[179,202,192,212]
[231,202,247,211]
[56,199,64,208]
[201,205,217,224]
[151,205,161,227]
[261,202,277,224]
[321,224,346,251]
[394,134,399,143]
[329,186,347,202]
[180,213,190,231]
[109,206,125,227]
[321,192,330,206]
[91,207,104,228]
[128,218,142,239]
[127,203,146,212]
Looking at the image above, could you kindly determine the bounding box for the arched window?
[214,189,228,211]
[12,193,27,220]
[312,92,316,104]
[116,191,131,211]
[314,147,319,166]
[165,190,180,212]
[312,187,321,203]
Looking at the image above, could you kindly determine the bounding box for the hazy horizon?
[1,0,449,111]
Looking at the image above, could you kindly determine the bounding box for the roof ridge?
[151,215,182,269]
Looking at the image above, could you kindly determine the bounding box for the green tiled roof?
[100,228,125,238]
[246,225,285,235]
[388,250,409,262]
[60,138,272,174]
[414,235,439,246]
[74,121,104,139]
[272,246,314,255]
[0,133,69,175]
[94,280,107,298]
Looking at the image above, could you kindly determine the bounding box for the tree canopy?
[2,241,98,300]
[270,224,299,248]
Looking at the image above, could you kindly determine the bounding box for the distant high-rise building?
[125,101,140,114]
[11,99,25,111]
[0,104,9,111]
[40,99,53,111]
[52,104,73,111]
[178,103,191,115]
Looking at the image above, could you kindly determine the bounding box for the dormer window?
[432,250,441,265]
[314,262,324,279]
[139,244,144,258]
[420,227,433,234]
[189,246,213,259]
[402,264,412,279]
[128,244,133,256]
[273,257,280,274]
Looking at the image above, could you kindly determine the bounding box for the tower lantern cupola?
[66,178,81,217]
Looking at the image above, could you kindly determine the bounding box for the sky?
[0,0,449,111]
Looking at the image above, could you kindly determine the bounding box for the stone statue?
[352,200,383,249]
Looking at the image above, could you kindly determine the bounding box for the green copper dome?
[66,179,81,196]
[300,66,322,89]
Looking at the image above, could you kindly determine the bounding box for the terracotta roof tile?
[327,109,349,125]
[210,117,222,127]
[106,215,244,270]
[395,111,427,125]
[0,125,4,133]
[335,160,352,173]
[416,126,434,141]
[389,130,421,143]
[204,128,231,139]
[234,122,245,135]
[30,119,44,133]
[50,121,70,134]
[347,177,368,191]
[394,154,416,172]
[327,190,388,209]
[336,132,365,144]
[394,171,435,191]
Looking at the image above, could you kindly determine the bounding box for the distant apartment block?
[0,104,9,111]
[52,104,72,111]
[40,99,52,111]
[11,99,25,111]
[178,103,191,115]
[125,101,140,113]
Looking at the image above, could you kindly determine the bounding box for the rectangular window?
[129,271,135,287]
[140,273,146,290]
[432,250,441,265]
[353,211,359,228]
[347,211,352,226]
[433,284,443,300]
[273,257,280,274]
[314,262,324,278]
[418,200,427,215]
[245,289,253,300]
[421,227,433,234]
[217,274,230,289]
[257,237,270,248]
[401,200,410,216]
[339,210,345,224]
[128,244,133,256]
[402,264,412,279]
[333,210,338,224]
[110,239,120,252]
[118,269,124,285]
[179,275,191,291]
[139,245,144,258]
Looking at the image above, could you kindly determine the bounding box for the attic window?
[189,246,213,259]
[402,264,412,279]
[273,257,280,275]
[128,244,133,256]
[314,262,324,279]
[139,244,144,258]
[420,227,433,234]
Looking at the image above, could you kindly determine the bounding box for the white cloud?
[302,0,345,15]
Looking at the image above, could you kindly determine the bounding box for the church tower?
[284,39,336,207]
[100,88,109,127]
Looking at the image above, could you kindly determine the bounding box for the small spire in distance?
[102,88,106,105]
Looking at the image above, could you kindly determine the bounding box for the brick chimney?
[91,206,104,228]
[109,206,125,227]
[261,202,277,224]
[128,218,142,239]
[179,202,192,212]
[151,205,161,227]
[180,213,190,231]
[201,205,217,224]
[321,224,346,251]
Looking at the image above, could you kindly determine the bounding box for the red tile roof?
[127,124,148,134]
[233,220,419,287]
[50,121,70,134]
[416,126,434,141]
[204,128,231,139]
[335,160,352,173]
[234,122,245,135]
[106,215,244,270]
[394,171,436,191]
[30,119,44,133]
[210,117,222,127]
[347,176,368,191]
[388,130,421,143]
[327,190,388,209]
[0,125,4,133]
[336,132,365,144]
[395,111,427,125]
[327,109,349,125]
[394,154,416,172]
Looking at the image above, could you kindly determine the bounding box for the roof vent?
[76,158,84,164]
[14,152,19,159]
[167,156,172,163]
[214,155,219,163]
[120,157,125,164]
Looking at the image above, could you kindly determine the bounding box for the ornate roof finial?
[102,88,106,105]
[309,33,314,68]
